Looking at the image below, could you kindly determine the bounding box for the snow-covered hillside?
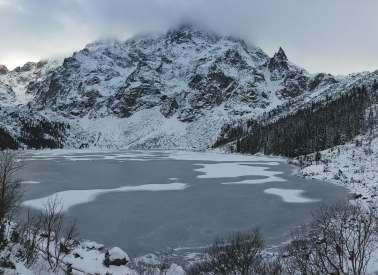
[299,134,378,205]
[1,23,378,150]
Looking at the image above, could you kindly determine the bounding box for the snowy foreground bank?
[1,223,184,275]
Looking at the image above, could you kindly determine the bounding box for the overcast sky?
[0,0,377,74]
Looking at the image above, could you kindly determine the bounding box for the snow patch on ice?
[23,183,188,212]
[194,162,286,185]
[20,180,40,184]
[223,177,286,185]
[264,188,320,203]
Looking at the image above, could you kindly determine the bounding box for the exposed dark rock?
[0,65,8,75]
[20,121,66,149]
[354,194,363,199]
[309,73,338,90]
[0,127,18,150]
[268,47,289,80]
[160,96,178,117]
[0,256,16,269]
[111,85,161,118]
[85,76,101,86]
[0,82,15,100]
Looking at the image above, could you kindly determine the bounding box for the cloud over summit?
[0,0,377,74]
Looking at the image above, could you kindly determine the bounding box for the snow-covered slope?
[1,24,378,150]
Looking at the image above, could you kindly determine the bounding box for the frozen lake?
[18,150,348,257]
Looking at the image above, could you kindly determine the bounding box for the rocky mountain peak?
[0,81,15,101]
[268,47,289,80]
[166,22,220,44]
[274,47,287,61]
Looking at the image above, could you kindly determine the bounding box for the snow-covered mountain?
[1,24,378,150]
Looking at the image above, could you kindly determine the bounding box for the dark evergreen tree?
[214,86,374,157]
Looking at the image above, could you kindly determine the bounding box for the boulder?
[103,247,130,267]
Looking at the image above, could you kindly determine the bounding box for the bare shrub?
[38,196,78,271]
[187,229,281,275]
[255,258,283,275]
[18,210,43,267]
[0,151,23,243]
[283,202,378,275]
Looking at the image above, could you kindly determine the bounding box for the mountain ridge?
[0,24,377,151]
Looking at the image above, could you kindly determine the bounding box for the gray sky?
[0,0,377,75]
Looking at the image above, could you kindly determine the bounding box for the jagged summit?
[166,22,222,45]
[168,22,200,34]
[268,47,290,80]
[274,47,287,61]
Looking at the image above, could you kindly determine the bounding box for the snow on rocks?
[63,242,136,275]
[0,227,184,275]
[104,247,130,267]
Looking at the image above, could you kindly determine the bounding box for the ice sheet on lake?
[23,183,188,212]
[264,188,319,203]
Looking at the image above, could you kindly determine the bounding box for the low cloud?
[0,0,377,74]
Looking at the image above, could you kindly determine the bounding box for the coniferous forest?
[215,86,374,157]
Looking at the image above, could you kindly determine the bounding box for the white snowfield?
[23,182,188,212]
[264,188,319,203]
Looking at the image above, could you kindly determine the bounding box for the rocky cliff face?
[28,24,289,121]
[1,24,378,150]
